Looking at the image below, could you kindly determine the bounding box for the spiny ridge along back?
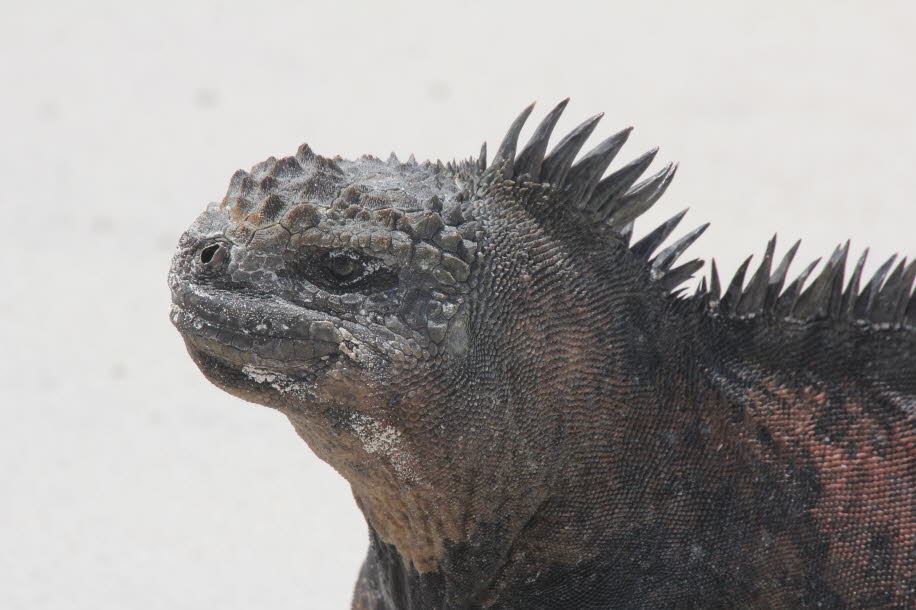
[481,101,916,330]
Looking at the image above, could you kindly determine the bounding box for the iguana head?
[169,142,478,402]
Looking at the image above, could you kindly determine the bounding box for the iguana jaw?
[169,290,343,373]
[168,275,405,404]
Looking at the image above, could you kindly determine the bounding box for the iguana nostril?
[200,244,220,264]
[195,242,229,274]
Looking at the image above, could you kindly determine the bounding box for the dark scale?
[169,100,915,608]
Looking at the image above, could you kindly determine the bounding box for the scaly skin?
[169,101,915,608]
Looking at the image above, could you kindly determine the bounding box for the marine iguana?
[169,100,915,608]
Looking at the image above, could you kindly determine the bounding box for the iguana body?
[169,101,915,608]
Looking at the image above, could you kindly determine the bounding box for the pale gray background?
[2,1,914,608]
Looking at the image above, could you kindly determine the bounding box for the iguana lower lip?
[169,283,344,367]
[180,329,338,374]
[171,305,340,363]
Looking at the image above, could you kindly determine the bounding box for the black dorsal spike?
[776,258,821,317]
[584,148,658,213]
[695,276,709,311]
[669,287,690,299]
[794,242,848,319]
[720,256,753,313]
[873,258,909,323]
[906,290,916,327]
[660,259,705,292]
[841,249,868,318]
[709,259,722,305]
[565,127,633,208]
[513,99,569,180]
[736,235,777,316]
[604,163,677,228]
[854,254,897,319]
[540,113,604,187]
[597,160,673,224]
[892,260,916,323]
[764,239,800,311]
[491,103,535,177]
[651,223,710,275]
[477,142,487,172]
[630,209,689,261]
[618,221,634,246]
[826,241,852,319]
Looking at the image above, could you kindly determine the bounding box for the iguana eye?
[327,253,360,280]
[285,249,399,293]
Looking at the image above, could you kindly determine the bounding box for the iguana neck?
[350,304,863,609]
[346,299,751,608]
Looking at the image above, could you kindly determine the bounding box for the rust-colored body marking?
[745,380,916,605]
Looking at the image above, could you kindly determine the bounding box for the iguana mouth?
[169,282,343,371]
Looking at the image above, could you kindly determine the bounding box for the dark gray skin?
[170,101,916,608]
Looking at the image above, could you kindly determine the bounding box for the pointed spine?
[873,258,910,323]
[491,103,535,177]
[661,259,705,292]
[584,148,658,213]
[841,249,868,319]
[630,209,689,260]
[564,127,632,208]
[793,242,849,319]
[513,99,569,180]
[540,113,604,187]
[618,221,634,246]
[776,258,821,317]
[892,260,916,324]
[720,256,753,313]
[906,289,916,327]
[854,254,897,319]
[737,235,777,316]
[604,163,678,229]
[708,260,722,308]
[763,239,800,311]
[651,223,710,274]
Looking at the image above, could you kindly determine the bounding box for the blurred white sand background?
[2,1,915,608]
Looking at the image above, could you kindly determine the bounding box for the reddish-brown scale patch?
[747,379,916,605]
